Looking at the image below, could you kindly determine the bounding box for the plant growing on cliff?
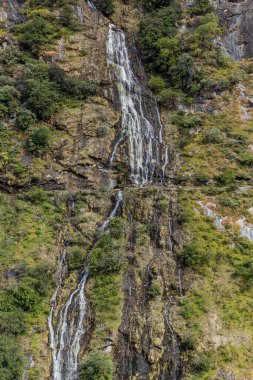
[24,79,60,120]
[16,16,61,55]
[16,108,37,130]
[93,0,115,16]
[0,336,24,380]
[28,126,51,153]
[79,353,114,380]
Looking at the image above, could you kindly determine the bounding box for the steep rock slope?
[0,1,253,380]
[211,0,253,59]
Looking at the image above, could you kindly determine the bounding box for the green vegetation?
[79,353,114,380]
[16,16,61,55]
[93,0,115,16]
[24,79,60,120]
[139,1,243,102]
[28,126,51,152]
[0,336,24,380]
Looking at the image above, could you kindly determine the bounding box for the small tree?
[25,80,60,120]
[28,127,51,152]
[0,336,24,380]
[17,16,60,54]
[93,0,115,16]
[79,353,114,380]
[16,108,37,130]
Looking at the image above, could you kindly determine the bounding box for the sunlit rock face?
[211,0,253,59]
[0,0,24,22]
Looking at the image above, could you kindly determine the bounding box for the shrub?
[109,217,125,239]
[93,0,115,16]
[138,5,181,68]
[59,5,78,29]
[203,127,221,144]
[217,168,236,185]
[17,16,60,55]
[26,264,54,297]
[97,126,109,138]
[0,336,24,380]
[49,66,97,99]
[0,86,19,118]
[143,0,172,12]
[24,79,60,120]
[238,152,253,167]
[91,274,121,326]
[181,243,212,268]
[28,127,51,152]
[79,353,114,380]
[89,234,123,275]
[24,186,47,204]
[148,282,162,299]
[191,351,215,373]
[171,112,202,129]
[16,108,37,130]
[148,75,167,93]
[0,309,26,335]
[157,87,184,108]
[10,283,40,312]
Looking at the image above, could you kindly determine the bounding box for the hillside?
[0,1,252,379]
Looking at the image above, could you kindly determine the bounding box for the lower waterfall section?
[49,192,123,380]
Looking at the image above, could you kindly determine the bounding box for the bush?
[59,5,78,29]
[0,86,19,118]
[138,5,181,68]
[24,79,60,120]
[203,127,221,143]
[26,264,54,297]
[49,66,97,99]
[191,351,215,373]
[157,87,184,108]
[109,217,125,239]
[0,309,26,335]
[28,127,51,152]
[148,282,162,299]
[10,283,40,312]
[91,274,121,325]
[24,186,48,204]
[181,243,212,268]
[171,112,202,129]
[89,234,123,275]
[0,336,24,380]
[93,0,115,15]
[79,353,114,380]
[16,108,37,130]
[148,75,167,93]
[17,16,60,55]
[217,168,236,185]
[143,0,172,12]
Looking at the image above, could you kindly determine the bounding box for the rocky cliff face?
[1,1,253,379]
[211,0,253,59]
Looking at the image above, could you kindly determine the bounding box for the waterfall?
[49,191,123,380]
[106,24,167,185]
[98,191,123,233]
[51,272,89,380]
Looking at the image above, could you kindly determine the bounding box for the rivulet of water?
[49,191,123,380]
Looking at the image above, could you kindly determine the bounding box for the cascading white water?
[98,191,123,233]
[49,191,123,380]
[51,271,88,380]
[107,24,167,185]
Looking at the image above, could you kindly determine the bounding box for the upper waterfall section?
[106,24,167,185]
